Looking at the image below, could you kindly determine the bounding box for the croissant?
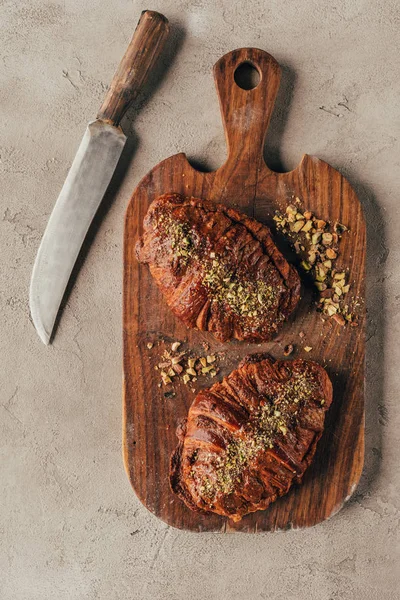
[170,354,333,522]
[136,194,300,342]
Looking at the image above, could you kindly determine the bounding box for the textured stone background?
[1,0,399,598]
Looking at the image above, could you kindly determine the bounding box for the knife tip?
[29,294,52,345]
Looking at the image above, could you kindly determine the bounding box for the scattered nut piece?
[188,358,196,368]
[299,331,305,338]
[186,368,197,376]
[291,220,305,233]
[182,374,190,384]
[304,346,313,352]
[283,344,294,356]
[322,232,333,245]
[199,357,207,368]
[146,342,153,350]
[304,211,313,220]
[326,248,337,259]
[316,219,326,229]
[334,222,348,233]
[332,313,346,326]
[302,220,313,232]
[312,232,321,245]
[171,341,181,352]
[206,355,216,363]
[326,304,337,316]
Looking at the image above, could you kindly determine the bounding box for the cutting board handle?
[97,11,169,126]
[213,48,281,169]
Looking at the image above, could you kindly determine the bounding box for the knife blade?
[30,10,169,344]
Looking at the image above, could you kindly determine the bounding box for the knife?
[30,10,169,344]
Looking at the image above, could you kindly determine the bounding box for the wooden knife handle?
[97,11,169,126]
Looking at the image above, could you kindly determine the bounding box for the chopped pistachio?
[302,220,313,232]
[158,361,171,369]
[326,304,337,316]
[291,220,305,233]
[161,374,172,385]
[168,368,176,377]
[210,370,217,377]
[342,284,350,294]
[304,346,313,352]
[188,358,196,368]
[308,251,317,264]
[186,368,197,376]
[333,272,346,280]
[301,260,312,271]
[283,344,294,356]
[316,219,327,229]
[315,282,327,291]
[146,342,153,350]
[332,313,346,326]
[172,363,183,375]
[304,211,313,220]
[206,355,216,364]
[182,374,191,384]
[199,357,207,367]
[312,232,321,245]
[171,341,181,352]
[326,248,337,259]
[286,204,297,214]
[322,232,333,245]
[323,260,332,269]
[334,222,348,233]
[202,366,214,374]
[334,286,342,296]
[279,425,288,435]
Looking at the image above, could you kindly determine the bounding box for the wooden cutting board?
[123,48,366,532]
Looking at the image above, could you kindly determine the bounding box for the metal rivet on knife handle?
[97,11,170,126]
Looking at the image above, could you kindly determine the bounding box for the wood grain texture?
[123,48,366,532]
[97,11,169,126]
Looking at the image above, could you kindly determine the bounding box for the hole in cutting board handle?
[234,62,261,90]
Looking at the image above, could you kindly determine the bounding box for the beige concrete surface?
[1,0,399,598]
